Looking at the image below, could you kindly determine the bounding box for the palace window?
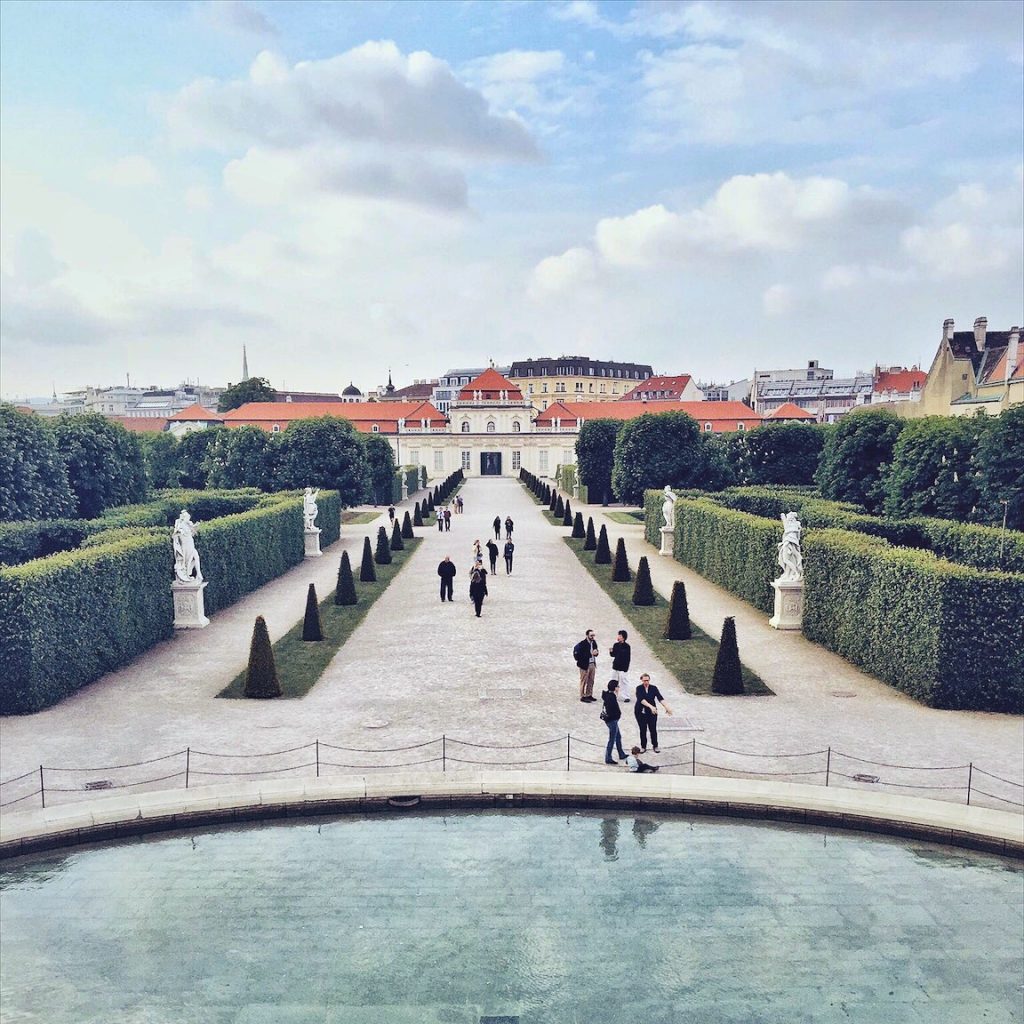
[461,421,470,432]
[704,423,713,432]
[461,450,471,471]
[512,450,521,471]
[512,421,521,432]
[538,450,549,472]
[434,451,444,472]
[737,423,746,431]
[410,450,420,465]
[272,424,281,433]
[371,424,379,433]
[486,421,496,433]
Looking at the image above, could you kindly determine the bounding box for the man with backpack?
[573,629,599,702]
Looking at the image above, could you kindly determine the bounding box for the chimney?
[943,318,955,343]
[973,316,988,352]
[1007,327,1020,385]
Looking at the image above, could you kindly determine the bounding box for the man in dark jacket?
[609,630,632,703]
[573,629,598,702]
[504,516,514,539]
[492,515,502,540]
[634,673,673,753]
[486,539,499,573]
[503,540,514,574]
[437,556,457,602]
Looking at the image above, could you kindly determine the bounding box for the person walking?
[492,515,502,540]
[573,629,599,702]
[505,516,514,540]
[486,539,499,573]
[437,556,456,602]
[634,673,673,753]
[609,630,632,703]
[437,507,445,533]
[457,496,464,514]
[388,505,396,523]
[601,680,628,764]
[472,539,482,564]
[503,539,514,575]
[469,563,488,617]
[444,507,452,532]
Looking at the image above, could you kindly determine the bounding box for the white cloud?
[529,246,598,296]
[92,155,162,187]
[462,49,570,119]
[762,283,795,316]
[184,185,213,210]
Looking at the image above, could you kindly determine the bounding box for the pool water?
[1,810,1021,1023]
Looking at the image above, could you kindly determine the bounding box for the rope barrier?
[41,751,188,772]
[829,771,966,791]
[318,739,441,753]
[969,787,1024,808]
[318,757,443,770]
[444,737,563,750]
[695,761,825,778]
[44,770,187,793]
[189,743,315,759]
[970,767,1024,789]
[831,750,969,771]
[0,789,43,808]
[0,769,41,787]
[188,763,314,778]
[696,742,828,759]
[445,755,565,767]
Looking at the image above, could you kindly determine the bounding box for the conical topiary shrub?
[572,512,586,539]
[401,510,414,539]
[584,517,597,550]
[243,615,281,698]
[595,524,612,564]
[712,617,744,694]
[632,556,655,605]
[413,502,423,527]
[664,580,691,640]
[612,537,631,582]
[302,583,324,641]
[426,492,435,513]
[360,535,377,582]
[390,519,404,551]
[562,500,573,526]
[554,495,564,518]
[375,525,392,565]
[334,551,358,606]
[549,491,558,512]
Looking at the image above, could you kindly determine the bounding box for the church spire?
[242,346,250,382]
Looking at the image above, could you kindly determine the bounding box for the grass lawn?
[342,509,383,525]
[603,510,645,525]
[218,538,423,699]
[564,536,771,697]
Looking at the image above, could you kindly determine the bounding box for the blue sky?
[2,0,1022,398]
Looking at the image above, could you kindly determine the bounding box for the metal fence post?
[566,734,571,771]
[315,740,320,778]
[691,740,696,777]
[39,765,45,809]
[442,735,446,773]
[966,762,973,806]
[825,747,831,788]
[185,748,190,789]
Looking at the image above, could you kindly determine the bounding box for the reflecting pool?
[1,811,1021,1023]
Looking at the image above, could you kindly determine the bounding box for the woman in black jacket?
[469,565,489,617]
[601,680,628,764]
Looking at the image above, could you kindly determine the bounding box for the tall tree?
[975,404,1024,530]
[611,411,707,505]
[275,416,369,506]
[364,434,397,505]
[47,413,148,518]
[138,432,180,489]
[740,422,826,486]
[0,405,77,520]
[204,425,276,490]
[576,419,623,505]
[176,426,226,490]
[217,376,277,412]
[815,409,905,513]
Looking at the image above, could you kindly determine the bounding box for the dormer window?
[372,424,380,433]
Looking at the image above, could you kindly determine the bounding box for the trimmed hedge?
[0,519,91,566]
[803,529,1024,712]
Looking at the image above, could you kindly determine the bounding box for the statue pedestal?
[659,526,674,556]
[304,527,322,558]
[172,579,209,629]
[769,578,804,630]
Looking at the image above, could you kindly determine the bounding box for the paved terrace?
[1,477,1021,814]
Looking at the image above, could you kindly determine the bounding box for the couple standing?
[602,675,673,766]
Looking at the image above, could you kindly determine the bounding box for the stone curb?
[2,773,1021,861]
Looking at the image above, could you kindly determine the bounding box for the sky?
[1,0,1022,400]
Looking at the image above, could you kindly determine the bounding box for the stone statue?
[172,510,202,583]
[303,487,320,531]
[661,485,677,530]
[777,512,803,581]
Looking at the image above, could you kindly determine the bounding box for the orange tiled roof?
[767,402,816,420]
[535,400,762,432]
[874,369,927,393]
[621,375,694,401]
[457,368,524,401]
[109,416,169,433]
[223,401,446,433]
[169,403,222,422]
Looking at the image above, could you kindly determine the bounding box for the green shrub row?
[802,529,1023,712]
[0,519,92,567]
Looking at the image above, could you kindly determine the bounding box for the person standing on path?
[469,564,488,617]
[505,516,514,540]
[444,507,452,532]
[437,556,456,602]
[609,630,632,703]
[457,496,464,514]
[388,505,396,523]
[634,673,673,753]
[486,539,499,574]
[492,515,502,540]
[472,539,482,565]
[602,680,628,764]
[573,629,599,702]
[503,539,514,575]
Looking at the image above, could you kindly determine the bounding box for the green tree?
[572,512,586,539]
[176,426,225,489]
[975,404,1024,530]
[47,413,148,518]
[203,426,276,490]
[375,525,392,564]
[741,422,825,486]
[359,535,377,581]
[302,583,324,641]
[217,376,277,413]
[364,434,397,505]
[335,551,358,606]
[137,433,180,489]
[632,556,655,605]
[576,419,623,505]
[815,409,905,513]
[712,617,744,694]
[584,516,597,550]
[595,524,612,564]
[243,615,281,698]
[275,417,369,505]
[612,537,631,581]
[0,405,77,520]
[611,411,708,505]
[883,415,989,521]
[664,581,692,640]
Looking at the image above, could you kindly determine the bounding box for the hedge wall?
[0,489,341,714]
[0,535,173,715]
[803,529,1024,712]
[0,519,91,567]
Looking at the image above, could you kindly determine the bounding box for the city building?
[341,383,364,403]
[275,391,344,403]
[697,379,752,404]
[871,365,927,405]
[506,356,653,410]
[391,379,439,401]
[752,362,873,424]
[534,400,763,434]
[621,375,704,402]
[222,400,446,436]
[432,366,509,415]
[765,403,817,422]
[895,317,1022,418]
[107,416,170,434]
[42,383,225,419]
[167,405,223,438]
